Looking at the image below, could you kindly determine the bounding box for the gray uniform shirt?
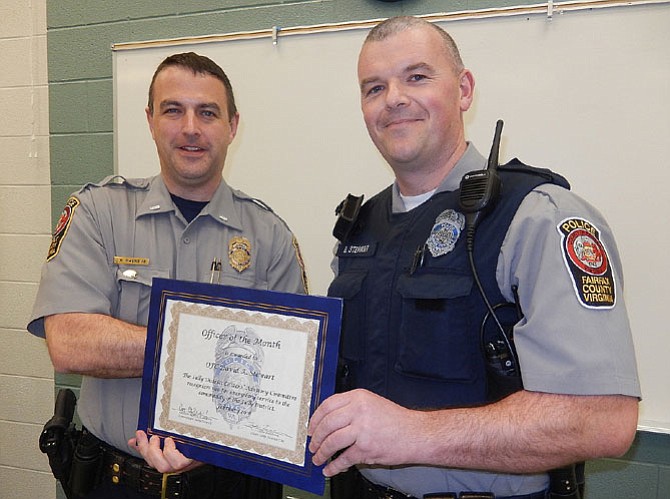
[360,144,640,497]
[28,174,307,456]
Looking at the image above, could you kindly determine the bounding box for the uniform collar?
[436,142,487,194]
[136,175,243,231]
[391,143,487,212]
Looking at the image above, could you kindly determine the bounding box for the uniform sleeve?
[266,218,309,295]
[27,190,119,337]
[496,184,640,398]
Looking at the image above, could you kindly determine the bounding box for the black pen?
[410,245,426,275]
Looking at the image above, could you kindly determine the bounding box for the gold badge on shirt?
[228,236,251,273]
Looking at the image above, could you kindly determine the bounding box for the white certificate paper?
[138,278,342,495]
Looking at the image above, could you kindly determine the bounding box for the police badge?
[426,209,465,257]
[228,236,252,272]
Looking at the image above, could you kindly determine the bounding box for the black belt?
[363,475,548,499]
[100,442,215,498]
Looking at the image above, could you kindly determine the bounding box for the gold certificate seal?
[228,236,252,273]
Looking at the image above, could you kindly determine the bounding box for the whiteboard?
[114,4,670,431]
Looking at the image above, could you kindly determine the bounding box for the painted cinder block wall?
[0,0,56,498]
[1,0,662,498]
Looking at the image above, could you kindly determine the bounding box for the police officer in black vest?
[307,16,640,499]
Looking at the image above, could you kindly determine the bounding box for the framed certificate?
[138,278,342,495]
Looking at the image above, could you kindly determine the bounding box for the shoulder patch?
[47,196,80,262]
[557,217,615,309]
[292,236,309,294]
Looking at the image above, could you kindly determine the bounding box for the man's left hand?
[307,388,421,477]
[129,430,201,473]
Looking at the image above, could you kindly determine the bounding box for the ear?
[228,112,240,141]
[459,69,475,112]
[145,106,156,140]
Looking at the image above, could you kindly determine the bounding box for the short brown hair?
[365,16,464,73]
[147,52,238,119]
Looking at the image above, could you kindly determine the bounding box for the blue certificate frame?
[138,278,342,495]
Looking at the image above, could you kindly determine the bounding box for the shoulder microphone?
[458,120,517,361]
[459,119,504,246]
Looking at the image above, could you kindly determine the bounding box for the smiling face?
[146,65,239,201]
[357,24,474,193]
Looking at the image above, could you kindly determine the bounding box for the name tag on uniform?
[114,256,150,266]
[337,243,377,257]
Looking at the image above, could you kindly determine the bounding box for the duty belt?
[363,476,549,499]
[101,443,214,498]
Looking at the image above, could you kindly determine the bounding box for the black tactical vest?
[328,160,570,408]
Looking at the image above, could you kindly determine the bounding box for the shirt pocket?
[394,272,477,382]
[115,266,171,325]
[327,271,367,361]
[220,272,268,291]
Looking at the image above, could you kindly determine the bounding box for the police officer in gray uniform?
[29,52,307,499]
[307,17,641,499]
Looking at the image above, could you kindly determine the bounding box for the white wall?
[0,0,56,497]
[115,4,670,431]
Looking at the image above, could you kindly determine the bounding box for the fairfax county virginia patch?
[426,209,465,258]
[557,217,615,309]
[47,196,80,262]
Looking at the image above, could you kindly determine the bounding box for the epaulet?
[231,189,275,213]
[79,175,150,193]
[232,188,309,293]
[499,159,571,190]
